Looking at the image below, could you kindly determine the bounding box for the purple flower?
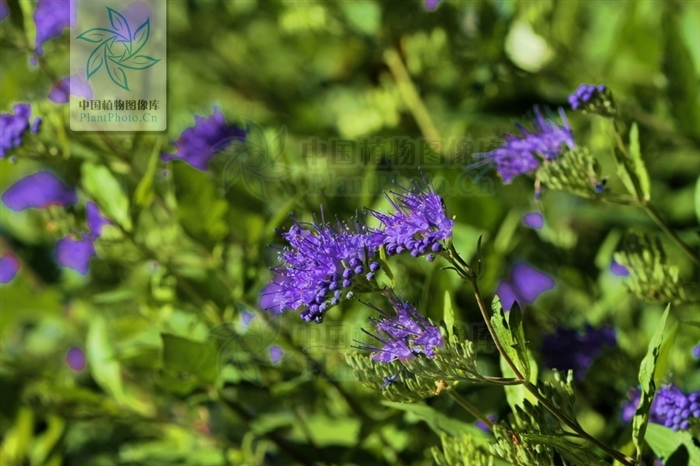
[48,71,93,103]
[357,294,444,363]
[475,415,496,432]
[522,212,544,229]
[369,181,453,260]
[86,202,110,237]
[0,0,9,20]
[241,311,255,327]
[269,346,284,364]
[693,343,700,359]
[623,385,700,431]
[34,0,76,56]
[496,262,555,310]
[1,103,38,158]
[610,260,629,277]
[476,107,575,183]
[425,0,442,10]
[541,325,616,380]
[259,214,379,323]
[66,347,86,371]
[161,108,246,170]
[56,235,96,275]
[2,171,77,211]
[0,253,20,283]
[569,84,607,110]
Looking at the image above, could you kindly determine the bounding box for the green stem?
[446,390,493,429]
[643,203,700,266]
[466,273,634,466]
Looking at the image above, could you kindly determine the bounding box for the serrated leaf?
[81,162,132,231]
[522,434,610,466]
[632,304,670,464]
[628,123,651,202]
[646,423,700,466]
[490,297,530,379]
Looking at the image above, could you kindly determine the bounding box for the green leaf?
[490,297,530,379]
[340,2,381,36]
[87,314,126,403]
[133,141,161,208]
[442,290,455,336]
[628,123,651,202]
[653,321,678,387]
[632,304,670,464]
[695,176,700,224]
[81,162,133,231]
[160,334,217,395]
[663,10,700,139]
[646,423,700,466]
[382,401,487,439]
[522,434,610,466]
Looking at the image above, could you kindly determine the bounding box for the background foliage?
[1,0,699,465]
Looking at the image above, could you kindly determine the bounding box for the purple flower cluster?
[541,325,616,380]
[161,108,246,171]
[568,84,607,110]
[33,0,76,56]
[48,71,93,103]
[425,0,442,10]
[476,107,575,183]
[2,172,110,275]
[1,104,41,158]
[358,295,444,363]
[260,215,380,323]
[0,254,20,284]
[369,181,453,261]
[260,183,453,323]
[622,384,700,431]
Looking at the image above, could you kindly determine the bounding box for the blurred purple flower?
[369,180,453,261]
[0,0,9,20]
[542,325,616,380]
[48,71,93,103]
[693,343,700,359]
[66,347,86,371]
[269,346,284,364]
[2,171,77,211]
[623,385,700,431]
[357,294,444,363]
[569,84,607,110]
[610,260,629,277]
[475,415,496,432]
[86,202,110,237]
[1,103,37,158]
[522,212,544,229]
[161,108,246,170]
[496,262,555,310]
[475,107,574,183]
[241,311,255,326]
[0,253,20,283]
[56,235,96,275]
[425,0,442,10]
[34,0,76,56]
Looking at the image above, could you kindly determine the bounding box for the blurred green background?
[1,0,699,465]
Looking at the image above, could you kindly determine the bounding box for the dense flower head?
[34,0,76,55]
[1,104,40,158]
[259,214,380,323]
[622,385,700,431]
[568,84,607,110]
[541,325,616,380]
[476,107,575,183]
[357,294,444,363]
[0,253,20,284]
[496,262,555,310]
[369,181,453,261]
[161,107,246,170]
[2,171,77,211]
